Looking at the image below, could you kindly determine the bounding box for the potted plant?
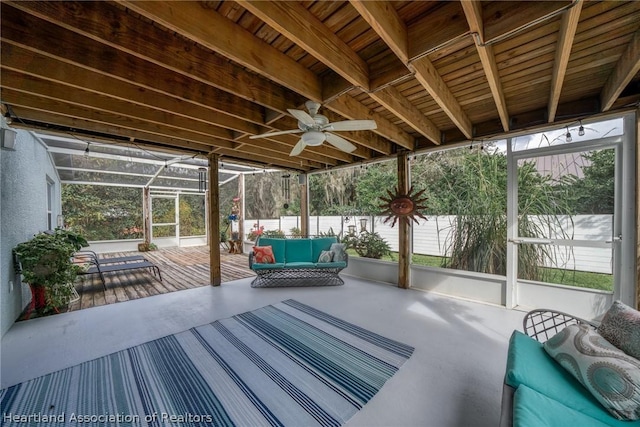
[13,228,88,318]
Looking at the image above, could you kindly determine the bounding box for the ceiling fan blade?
[289,138,306,156]
[249,129,302,139]
[325,120,377,131]
[288,109,316,127]
[325,133,357,153]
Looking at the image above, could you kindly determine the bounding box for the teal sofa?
[500,321,640,426]
[248,237,347,288]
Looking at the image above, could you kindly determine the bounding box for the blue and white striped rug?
[1,299,414,426]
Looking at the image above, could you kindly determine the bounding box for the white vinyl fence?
[247,215,613,274]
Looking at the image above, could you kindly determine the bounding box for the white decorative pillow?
[543,324,640,420]
[330,243,346,262]
[317,250,333,263]
[598,300,640,360]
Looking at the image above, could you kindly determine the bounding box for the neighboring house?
[0,121,62,337]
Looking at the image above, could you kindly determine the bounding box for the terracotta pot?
[24,284,46,320]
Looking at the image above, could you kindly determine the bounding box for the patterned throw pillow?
[543,324,640,421]
[330,243,346,262]
[253,245,275,264]
[598,300,640,360]
[317,250,333,263]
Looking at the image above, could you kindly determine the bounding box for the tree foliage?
[62,184,143,240]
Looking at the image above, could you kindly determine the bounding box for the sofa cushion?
[311,237,337,262]
[253,245,275,264]
[317,250,334,263]
[251,262,285,270]
[598,300,640,360]
[315,261,347,269]
[256,238,286,263]
[330,243,347,262]
[505,330,640,426]
[543,324,640,421]
[514,385,610,427]
[285,239,312,263]
[283,262,316,269]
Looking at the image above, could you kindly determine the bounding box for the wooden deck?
[68,246,255,313]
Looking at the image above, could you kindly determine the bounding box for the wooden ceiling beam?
[461,1,509,132]
[349,0,409,64]
[0,13,350,165]
[370,86,440,145]
[601,29,640,112]
[0,8,266,126]
[6,1,301,115]
[353,0,472,140]
[236,0,413,155]
[1,46,265,137]
[214,148,312,172]
[10,107,221,154]
[547,0,583,122]
[119,0,322,102]
[5,88,332,169]
[1,88,242,149]
[323,93,414,151]
[239,0,369,91]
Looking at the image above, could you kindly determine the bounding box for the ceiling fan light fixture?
[302,131,326,146]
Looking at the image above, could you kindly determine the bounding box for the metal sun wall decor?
[378,186,428,227]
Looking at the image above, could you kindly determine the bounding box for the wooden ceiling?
[2,1,640,173]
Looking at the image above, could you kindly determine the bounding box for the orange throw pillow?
[254,245,275,263]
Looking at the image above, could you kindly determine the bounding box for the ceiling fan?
[249,100,377,156]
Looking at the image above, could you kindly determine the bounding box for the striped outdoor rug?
[1,299,414,426]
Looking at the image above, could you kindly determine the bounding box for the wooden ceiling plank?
[239,0,369,90]
[548,0,583,122]
[483,1,572,44]
[118,0,322,101]
[461,0,509,132]
[407,1,469,60]
[409,56,473,139]
[601,29,640,112]
[370,86,440,145]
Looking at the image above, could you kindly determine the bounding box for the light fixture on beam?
[1,128,17,150]
[565,126,572,143]
[578,120,585,136]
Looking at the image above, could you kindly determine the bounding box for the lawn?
[348,250,613,291]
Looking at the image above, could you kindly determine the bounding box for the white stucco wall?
[0,125,61,337]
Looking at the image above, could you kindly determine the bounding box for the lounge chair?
[75,251,162,289]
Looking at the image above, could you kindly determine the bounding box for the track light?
[565,127,572,143]
[578,121,585,136]
[84,143,90,157]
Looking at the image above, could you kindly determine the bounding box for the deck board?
[68,246,255,313]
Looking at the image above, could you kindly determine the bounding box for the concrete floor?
[1,276,525,427]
